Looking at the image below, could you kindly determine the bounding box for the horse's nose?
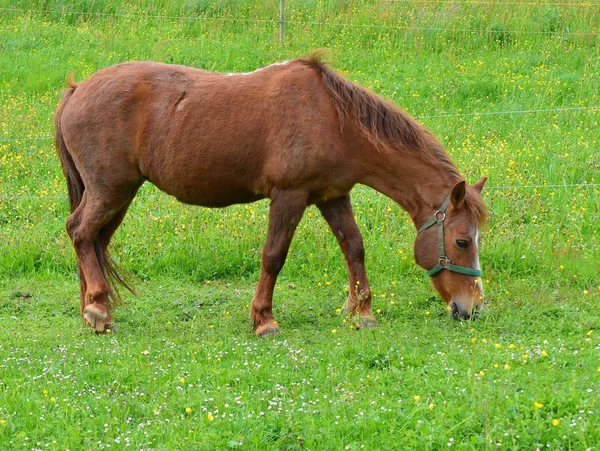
[449,301,471,320]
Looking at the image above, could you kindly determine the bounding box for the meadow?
[0,0,599,449]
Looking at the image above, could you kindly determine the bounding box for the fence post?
[279,0,285,44]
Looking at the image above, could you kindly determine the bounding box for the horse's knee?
[347,238,365,263]
[66,213,92,245]
[67,225,92,250]
[262,250,286,275]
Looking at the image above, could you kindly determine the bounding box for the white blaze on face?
[473,227,484,303]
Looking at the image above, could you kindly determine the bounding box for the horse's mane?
[299,53,486,225]
[299,53,458,173]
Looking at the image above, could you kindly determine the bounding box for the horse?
[55,53,487,335]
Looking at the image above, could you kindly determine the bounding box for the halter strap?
[417,194,482,278]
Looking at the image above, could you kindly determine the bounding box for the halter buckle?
[439,257,450,268]
[435,210,446,222]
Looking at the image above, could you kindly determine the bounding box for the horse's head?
[414,177,487,319]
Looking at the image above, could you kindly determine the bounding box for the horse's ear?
[450,180,466,208]
[472,176,487,194]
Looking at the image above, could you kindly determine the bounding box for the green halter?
[417,195,482,278]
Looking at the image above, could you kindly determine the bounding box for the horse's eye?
[456,239,470,249]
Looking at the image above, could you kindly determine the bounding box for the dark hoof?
[354,316,377,330]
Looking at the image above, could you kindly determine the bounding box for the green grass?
[1,0,599,449]
[1,277,599,450]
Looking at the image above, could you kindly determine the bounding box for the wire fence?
[384,1,600,5]
[1,104,598,199]
[2,5,599,36]
[1,182,599,201]
[2,105,599,144]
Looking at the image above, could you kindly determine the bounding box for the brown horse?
[55,54,487,335]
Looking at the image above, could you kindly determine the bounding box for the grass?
[1,277,599,449]
[0,0,599,449]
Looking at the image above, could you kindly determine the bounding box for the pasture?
[1,0,599,449]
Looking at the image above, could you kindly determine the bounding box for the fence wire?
[1,183,599,201]
[2,105,599,144]
[1,7,598,36]
[385,0,600,5]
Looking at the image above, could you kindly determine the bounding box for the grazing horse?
[55,54,487,335]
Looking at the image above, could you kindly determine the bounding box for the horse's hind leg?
[250,190,307,336]
[67,191,133,332]
[84,194,138,330]
[317,195,375,329]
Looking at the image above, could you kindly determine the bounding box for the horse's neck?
[359,150,456,229]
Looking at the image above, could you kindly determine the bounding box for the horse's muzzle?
[449,301,481,320]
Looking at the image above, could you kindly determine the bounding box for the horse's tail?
[55,77,134,313]
[55,76,83,213]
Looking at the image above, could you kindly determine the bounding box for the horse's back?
[58,60,353,206]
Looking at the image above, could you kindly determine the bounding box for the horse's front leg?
[251,190,308,336]
[318,195,375,329]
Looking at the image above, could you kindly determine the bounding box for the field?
[1,0,599,449]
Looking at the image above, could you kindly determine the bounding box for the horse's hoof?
[83,305,111,333]
[354,316,377,330]
[255,322,280,337]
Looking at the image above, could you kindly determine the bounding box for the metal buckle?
[439,257,450,268]
[435,210,446,222]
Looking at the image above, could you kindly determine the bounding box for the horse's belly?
[151,176,264,208]
[175,190,264,208]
